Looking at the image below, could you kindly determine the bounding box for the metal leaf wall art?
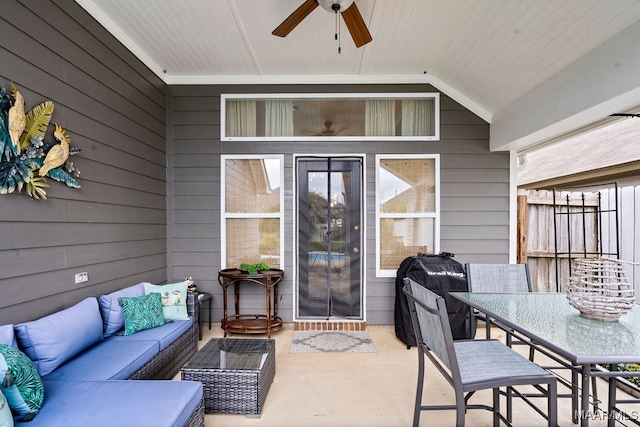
[0,84,81,199]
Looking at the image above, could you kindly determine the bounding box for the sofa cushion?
[0,344,44,422]
[0,389,12,427]
[120,293,165,336]
[15,380,203,427]
[42,339,159,381]
[108,319,192,351]
[144,280,190,321]
[0,325,16,348]
[98,282,145,337]
[14,298,103,377]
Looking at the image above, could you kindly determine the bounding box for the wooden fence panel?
[520,189,598,292]
[521,186,640,294]
[522,190,556,292]
[599,186,639,292]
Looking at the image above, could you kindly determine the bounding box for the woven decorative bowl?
[566,258,635,321]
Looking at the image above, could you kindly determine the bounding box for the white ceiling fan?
[298,120,351,136]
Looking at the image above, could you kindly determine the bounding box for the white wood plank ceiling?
[76,0,640,151]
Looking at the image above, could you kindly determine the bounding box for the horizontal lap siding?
[167,84,506,326]
[0,2,509,327]
[0,0,167,324]
[167,86,222,322]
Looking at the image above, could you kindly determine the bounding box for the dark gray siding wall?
[0,0,167,324]
[168,84,507,325]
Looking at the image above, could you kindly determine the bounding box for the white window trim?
[221,92,440,142]
[375,154,440,277]
[220,154,285,270]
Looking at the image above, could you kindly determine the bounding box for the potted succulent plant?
[238,262,270,275]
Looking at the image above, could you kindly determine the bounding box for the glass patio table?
[450,292,640,427]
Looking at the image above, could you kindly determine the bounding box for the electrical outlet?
[75,272,88,284]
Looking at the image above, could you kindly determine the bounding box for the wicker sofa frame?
[186,399,206,427]
[7,290,205,427]
[128,292,204,425]
[128,307,199,380]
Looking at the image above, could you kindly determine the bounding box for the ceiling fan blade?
[611,113,640,118]
[341,2,372,47]
[272,0,319,37]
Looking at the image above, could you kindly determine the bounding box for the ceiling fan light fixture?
[318,0,354,13]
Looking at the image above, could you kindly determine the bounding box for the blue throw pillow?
[98,283,146,337]
[0,389,13,427]
[120,293,166,336]
[0,344,43,422]
[0,326,16,349]
[144,281,190,321]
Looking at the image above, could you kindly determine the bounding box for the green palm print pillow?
[119,292,166,336]
[0,343,44,421]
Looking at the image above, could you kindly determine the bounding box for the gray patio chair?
[403,278,557,427]
[466,263,599,417]
[465,263,531,340]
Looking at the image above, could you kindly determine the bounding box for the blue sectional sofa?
[0,282,205,427]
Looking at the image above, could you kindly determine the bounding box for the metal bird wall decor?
[0,83,81,199]
[39,124,71,177]
[8,82,25,155]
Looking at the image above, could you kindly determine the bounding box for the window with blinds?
[221,156,284,270]
[376,155,440,277]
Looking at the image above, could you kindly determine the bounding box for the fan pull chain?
[334,9,341,54]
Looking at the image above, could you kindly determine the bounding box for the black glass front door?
[296,157,362,319]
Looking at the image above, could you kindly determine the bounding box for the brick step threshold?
[295,321,366,331]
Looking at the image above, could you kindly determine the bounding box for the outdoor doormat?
[290,330,376,353]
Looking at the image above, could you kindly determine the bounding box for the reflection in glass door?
[296,157,363,319]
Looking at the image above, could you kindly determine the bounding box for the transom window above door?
[221,93,439,141]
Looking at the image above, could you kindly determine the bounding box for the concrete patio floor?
[185,323,637,427]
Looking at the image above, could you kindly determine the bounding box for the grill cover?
[394,253,476,347]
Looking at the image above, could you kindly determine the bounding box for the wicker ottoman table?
[181,338,276,416]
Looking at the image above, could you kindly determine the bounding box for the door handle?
[352,247,359,253]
